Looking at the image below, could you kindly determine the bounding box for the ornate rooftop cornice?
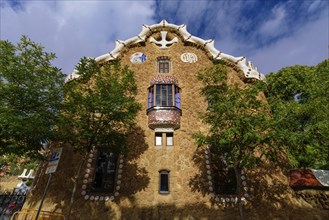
[66,20,264,82]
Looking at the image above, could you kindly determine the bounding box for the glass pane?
[168,85,173,106]
[175,87,180,108]
[162,85,167,106]
[155,133,162,146]
[148,87,154,108]
[156,85,161,106]
[93,151,117,192]
[160,173,169,192]
[212,155,238,195]
[166,133,173,146]
[163,62,169,73]
[159,60,170,73]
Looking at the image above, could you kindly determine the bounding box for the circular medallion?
[130,52,147,64]
[181,53,198,63]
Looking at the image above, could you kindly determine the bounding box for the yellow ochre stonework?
[22,21,328,220]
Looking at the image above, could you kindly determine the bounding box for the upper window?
[157,56,171,73]
[148,84,180,109]
[155,132,162,146]
[92,151,118,193]
[154,132,174,146]
[166,133,173,146]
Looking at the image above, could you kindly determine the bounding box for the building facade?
[24,21,328,220]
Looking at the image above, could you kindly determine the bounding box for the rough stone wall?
[295,190,329,210]
[22,30,329,220]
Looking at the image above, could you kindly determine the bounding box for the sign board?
[45,147,62,174]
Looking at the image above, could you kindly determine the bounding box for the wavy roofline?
[66,20,265,82]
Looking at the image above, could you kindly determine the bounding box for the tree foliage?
[194,62,279,220]
[0,36,65,158]
[266,59,329,169]
[59,57,141,154]
[195,63,278,171]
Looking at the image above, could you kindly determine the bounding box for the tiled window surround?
[81,148,124,201]
[204,146,248,204]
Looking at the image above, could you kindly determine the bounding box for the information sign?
[45,147,62,174]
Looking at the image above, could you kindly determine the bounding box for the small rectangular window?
[166,133,173,146]
[155,133,162,146]
[158,57,170,73]
[159,171,169,194]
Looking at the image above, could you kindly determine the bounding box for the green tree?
[266,60,329,169]
[61,58,141,153]
[0,36,65,159]
[60,58,141,219]
[194,62,279,220]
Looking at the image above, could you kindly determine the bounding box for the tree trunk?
[67,153,87,220]
[235,166,245,220]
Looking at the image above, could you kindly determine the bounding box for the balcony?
[147,106,181,129]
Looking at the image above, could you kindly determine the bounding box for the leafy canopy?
[60,58,141,154]
[194,62,278,171]
[0,36,65,158]
[266,59,329,169]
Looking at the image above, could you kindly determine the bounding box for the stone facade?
[23,21,329,220]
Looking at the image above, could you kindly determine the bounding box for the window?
[166,133,173,146]
[159,170,169,194]
[156,84,173,106]
[212,154,238,195]
[155,133,162,146]
[157,57,170,73]
[155,131,174,146]
[92,151,118,192]
[148,84,180,108]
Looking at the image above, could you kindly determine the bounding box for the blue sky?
[1,0,328,75]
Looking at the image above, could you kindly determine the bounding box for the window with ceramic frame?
[92,151,118,193]
[212,153,238,195]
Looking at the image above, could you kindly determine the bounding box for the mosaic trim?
[149,75,179,86]
[181,53,198,63]
[80,148,124,202]
[204,146,248,204]
[130,52,146,64]
[148,108,180,129]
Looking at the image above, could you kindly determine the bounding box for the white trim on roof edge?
[66,20,265,82]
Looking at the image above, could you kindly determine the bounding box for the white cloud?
[0,1,156,74]
[250,13,328,74]
[307,0,324,12]
[1,0,327,76]
[259,5,287,38]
